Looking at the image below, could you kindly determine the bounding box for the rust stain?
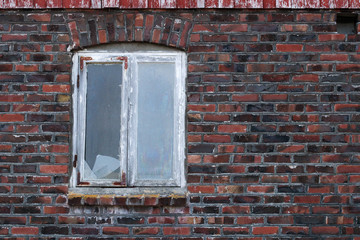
[73,154,77,168]
[80,56,92,70]
[116,56,128,69]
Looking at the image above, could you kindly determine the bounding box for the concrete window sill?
[68,188,187,206]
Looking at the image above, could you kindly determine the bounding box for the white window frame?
[70,45,186,191]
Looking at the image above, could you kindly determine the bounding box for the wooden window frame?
[70,48,186,190]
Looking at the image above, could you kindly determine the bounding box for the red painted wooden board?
[47,0,62,7]
[235,0,263,8]
[131,0,147,7]
[292,0,320,8]
[263,0,276,8]
[205,0,218,7]
[149,0,160,7]
[1,0,360,9]
[103,0,119,7]
[17,0,34,8]
[3,0,17,7]
[220,0,234,7]
[349,0,359,8]
[276,0,291,7]
[119,0,131,8]
[63,0,91,8]
[161,0,176,7]
[34,0,46,8]
[321,0,348,8]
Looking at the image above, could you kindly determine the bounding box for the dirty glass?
[137,62,175,181]
[84,63,122,180]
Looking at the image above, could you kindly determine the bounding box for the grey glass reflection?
[137,62,175,181]
[84,63,122,180]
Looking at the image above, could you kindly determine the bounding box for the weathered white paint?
[19,0,33,8]
[161,0,176,8]
[91,0,101,8]
[248,0,263,8]
[276,0,291,8]
[293,0,327,8]
[103,0,118,7]
[4,0,16,8]
[196,0,205,7]
[0,0,3,8]
[349,0,360,8]
[47,0,62,8]
[219,0,234,8]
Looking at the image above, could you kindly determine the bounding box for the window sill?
[68,188,187,206]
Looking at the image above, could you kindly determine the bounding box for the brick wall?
[1,9,360,239]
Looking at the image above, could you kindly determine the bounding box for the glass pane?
[84,63,122,180]
[137,62,175,181]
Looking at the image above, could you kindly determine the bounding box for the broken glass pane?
[84,63,122,180]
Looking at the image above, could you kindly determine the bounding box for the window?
[71,44,186,191]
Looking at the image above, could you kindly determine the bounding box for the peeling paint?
[0,0,359,8]
[276,0,291,8]
[103,0,118,7]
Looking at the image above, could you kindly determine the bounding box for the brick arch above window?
[66,12,193,51]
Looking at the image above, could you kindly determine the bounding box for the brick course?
[0,9,360,239]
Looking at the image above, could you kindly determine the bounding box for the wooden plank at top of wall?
[178,0,205,7]
[3,0,16,8]
[149,0,160,8]
[103,0,119,7]
[63,0,91,8]
[34,0,46,8]
[219,0,234,8]
[264,0,276,7]
[348,0,358,8]
[292,0,320,8]
[276,0,291,8]
[16,0,34,8]
[235,0,263,8]
[321,0,348,8]
[91,0,101,8]
[47,0,62,7]
[119,0,131,8]
[205,0,218,7]
[131,0,147,7]
[161,0,176,8]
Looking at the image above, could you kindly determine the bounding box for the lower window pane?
[84,63,122,180]
[137,62,175,181]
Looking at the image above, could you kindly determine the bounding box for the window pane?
[137,62,175,181]
[84,63,122,180]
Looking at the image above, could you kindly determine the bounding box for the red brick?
[253,226,278,235]
[187,185,215,193]
[276,44,303,52]
[103,227,129,235]
[2,34,27,41]
[312,226,339,235]
[39,165,68,174]
[163,227,191,235]
[218,124,246,133]
[42,84,70,93]
[0,114,24,122]
[12,227,39,235]
[133,227,159,235]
